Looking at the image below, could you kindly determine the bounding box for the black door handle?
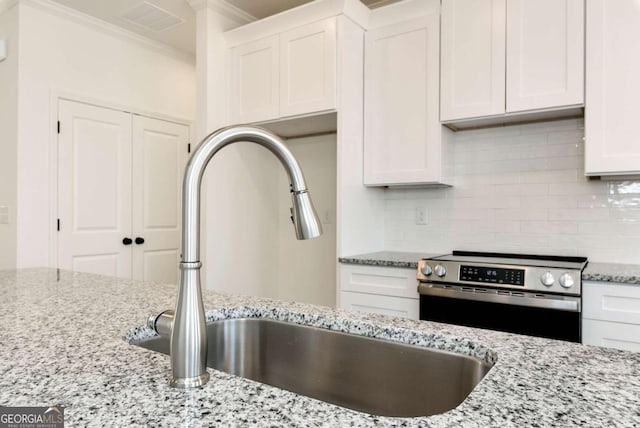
[135,237,145,245]
[122,237,133,245]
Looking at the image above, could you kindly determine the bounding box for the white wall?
[15,0,196,267]
[190,5,282,297]
[0,4,18,269]
[384,119,640,264]
[277,134,337,306]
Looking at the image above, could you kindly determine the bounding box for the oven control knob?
[421,263,433,276]
[540,271,555,287]
[434,264,447,277]
[559,273,575,289]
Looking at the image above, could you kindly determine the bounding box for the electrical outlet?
[0,206,8,224]
[322,209,331,224]
[416,206,428,225]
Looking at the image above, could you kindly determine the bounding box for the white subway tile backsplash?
[520,169,579,184]
[521,195,578,209]
[520,221,579,235]
[548,208,610,222]
[493,208,548,221]
[384,119,640,264]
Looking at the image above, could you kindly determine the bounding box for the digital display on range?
[459,265,525,286]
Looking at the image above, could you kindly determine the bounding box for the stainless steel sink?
[136,318,493,417]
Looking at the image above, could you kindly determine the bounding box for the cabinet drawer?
[339,265,419,299]
[582,319,640,353]
[583,281,640,324]
[339,291,419,320]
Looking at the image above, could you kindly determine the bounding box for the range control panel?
[459,265,525,286]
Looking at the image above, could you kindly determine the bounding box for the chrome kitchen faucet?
[168,125,322,388]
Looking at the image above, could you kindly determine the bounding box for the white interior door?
[131,115,188,284]
[57,100,132,278]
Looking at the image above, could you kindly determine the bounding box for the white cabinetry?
[279,19,336,118]
[441,0,584,126]
[228,18,336,125]
[229,36,279,124]
[339,264,419,320]
[585,0,640,176]
[364,12,450,186]
[440,0,505,121]
[582,281,640,352]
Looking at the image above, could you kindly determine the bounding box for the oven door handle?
[418,284,581,312]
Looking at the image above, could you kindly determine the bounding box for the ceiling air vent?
[121,2,184,32]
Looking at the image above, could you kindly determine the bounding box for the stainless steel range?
[417,251,588,342]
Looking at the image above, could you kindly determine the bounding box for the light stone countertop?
[1,268,639,427]
[340,251,640,286]
[338,251,441,269]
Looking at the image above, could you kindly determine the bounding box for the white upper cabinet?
[228,18,337,125]
[506,0,584,112]
[230,35,280,124]
[440,0,506,121]
[585,0,640,176]
[441,0,585,124]
[364,13,449,186]
[280,19,336,118]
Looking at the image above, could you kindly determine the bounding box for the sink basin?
[135,318,493,417]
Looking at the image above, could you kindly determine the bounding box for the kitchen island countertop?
[1,268,639,427]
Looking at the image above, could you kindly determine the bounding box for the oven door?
[418,283,581,342]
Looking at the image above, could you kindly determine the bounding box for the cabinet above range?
[440,0,585,130]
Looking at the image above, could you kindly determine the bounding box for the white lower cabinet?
[339,265,419,320]
[582,281,640,352]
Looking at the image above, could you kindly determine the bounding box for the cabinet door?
[582,281,640,352]
[364,15,441,185]
[583,281,640,325]
[506,0,584,112]
[340,265,419,299]
[57,100,132,278]
[585,0,640,176]
[229,35,279,124]
[279,18,336,118]
[583,319,640,352]
[340,291,419,320]
[131,116,188,284]
[441,0,506,121]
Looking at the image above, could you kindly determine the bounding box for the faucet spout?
[169,125,322,388]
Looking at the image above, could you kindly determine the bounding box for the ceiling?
[48,0,398,55]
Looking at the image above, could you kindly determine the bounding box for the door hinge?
[57,218,60,231]
[57,121,60,134]
[188,143,191,153]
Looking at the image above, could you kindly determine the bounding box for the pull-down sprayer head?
[291,190,322,240]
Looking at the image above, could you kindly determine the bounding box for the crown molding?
[187,0,255,25]
[0,0,18,15]
[19,0,195,63]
